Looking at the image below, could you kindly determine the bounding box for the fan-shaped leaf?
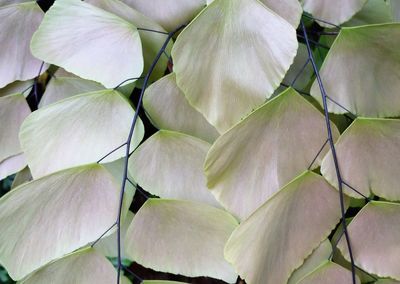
[338,201,400,280]
[129,131,220,207]
[172,0,298,132]
[125,199,238,282]
[296,261,360,284]
[321,118,400,200]
[344,0,395,26]
[301,0,367,27]
[20,89,144,178]
[205,88,339,220]
[143,73,219,143]
[0,164,120,280]
[311,24,400,117]
[225,171,347,284]
[19,248,117,284]
[39,77,104,107]
[0,2,45,88]
[30,0,143,88]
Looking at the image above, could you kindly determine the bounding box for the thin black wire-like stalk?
[303,13,341,29]
[33,61,45,106]
[113,77,144,90]
[137,27,169,35]
[301,21,357,284]
[326,95,357,118]
[90,222,117,247]
[290,58,310,87]
[115,24,186,284]
[280,83,311,97]
[97,142,127,163]
[308,139,328,170]
[297,34,331,50]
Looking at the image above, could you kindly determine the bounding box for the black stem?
[301,21,357,284]
[290,58,310,87]
[325,96,357,118]
[90,222,117,247]
[113,77,144,90]
[308,139,329,170]
[137,27,169,35]
[97,143,127,163]
[303,13,342,29]
[115,24,186,284]
[297,34,331,50]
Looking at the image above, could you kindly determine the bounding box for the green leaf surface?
[129,131,220,207]
[172,0,298,132]
[321,118,400,200]
[225,172,348,284]
[125,199,238,282]
[143,73,220,143]
[0,164,120,280]
[205,88,339,220]
[20,90,144,178]
[31,0,143,88]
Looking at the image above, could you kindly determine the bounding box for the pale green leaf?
[30,0,143,88]
[338,201,400,280]
[288,239,332,284]
[0,154,27,181]
[19,248,117,284]
[205,88,339,220]
[282,44,314,90]
[344,0,395,26]
[311,24,400,117]
[225,171,347,284]
[296,261,360,284]
[375,280,400,284]
[172,0,298,132]
[143,73,219,143]
[39,77,104,107]
[20,90,144,178]
[125,199,238,282]
[0,80,33,98]
[301,0,367,27]
[121,0,206,31]
[129,130,220,207]
[11,166,32,189]
[0,94,31,163]
[0,2,46,88]
[321,118,400,200]
[0,164,120,280]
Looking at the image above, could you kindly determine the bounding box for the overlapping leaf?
[321,118,400,200]
[125,199,238,282]
[296,261,360,284]
[0,2,45,88]
[225,172,347,284]
[31,0,143,88]
[20,89,144,178]
[129,130,220,207]
[0,164,120,280]
[19,249,117,284]
[172,0,298,132]
[338,201,400,280]
[311,24,400,117]
[0,154,27,181]
[205,88,339,220]
[143,73,219,143]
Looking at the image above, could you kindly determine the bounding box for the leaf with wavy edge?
[20,89,144,178]
[31,0,143,88]
[0,2,46,88]
[225,171,348,284]
[39,77,104,107]
[129,131,220,207]
[19,248,117,283]
[172,0,298,132]
[121,0,206,31]
[301,0,367,27]
[0,94,30,163]
[311,24,400,117]
[338,201,400,280]
[321,118,400,200]
[205,88,339,220]
[86,0,172,83]
[0,164,120,280]
[297,261,360,284]
[125,199,238,282]
[144,73,219,143]
[288,239,332,284]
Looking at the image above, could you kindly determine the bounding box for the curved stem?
[300,21,357,284]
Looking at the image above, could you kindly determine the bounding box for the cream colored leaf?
[311,24,400,117]
[0,164,120,280]
[296,261,360,284]
[143,73,219,143]
[20,90,144,178]
[19,248,117,284]
[0,2,46,88]
[30,0,143,88]
[0,154,27,181]
[125,199,238,282]
[172,0,298,132]
[225,171,347,284]
[321,118,400,200]
[205,88,339,220]
[129,131,220,207]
